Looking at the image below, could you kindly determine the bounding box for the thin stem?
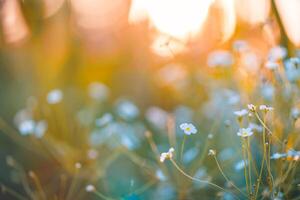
[266,135,274,191]
[145,131,160,158]
[241,139,250,196]
[180,135,187,163]
[246,138,252,197]
[254,113,272,135]
[255,115,267,199]
[170,159,241,200]
[134,179,157,195]
[14,167,34,199]
[255,112,274,194]
[145,132,171,180]
[28,171,47,200]
[279,161,295,185]
[254,112,284,146]
[0,184,28,200]
[66,166,81,200]
[191,137,210,172]
[93,191,116,200]
[285,162,299,195]
[213,155,247,197]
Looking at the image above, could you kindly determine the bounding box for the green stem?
[180,135,187,163]
[255,115,267,199]
[213,156,247,197]
[246,138,252,197]
[170,159,241,200]
[242,139,250,196]
[0,183,28,200]
[93,191,116,200]
[254,112,274,195]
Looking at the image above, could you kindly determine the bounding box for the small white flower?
[208,133,214,139]
[233,40,248,52]
[18,120,35,135]
[265,61,279,70]
[116,100,139,120]
[207,50,233,68]
[75,162,82,169]
[6,156,15,167]
[95,113,113,127]
[291,107,300,119]
[160,147,175,162]
[249,123,263,132]
[247,104,256,112]
[180,123,197,135]
[18,120,47,138]
[34,120,47,138]
[208,149,216,156]
[237,128,253,137]
[234,109,248,117]
[259,105,274,112]
[290,57,300,66]
[88,82,109,101]
[145,107,168,129]
[85,184,95,192]
[271,153,286,160]
[87,149,98,160]
[268,46,287,61]
[47,89,63,104]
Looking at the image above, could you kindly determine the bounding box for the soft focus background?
[0,0,300,199]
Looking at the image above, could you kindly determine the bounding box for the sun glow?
[129,0,214,40]
[275,0,300,46]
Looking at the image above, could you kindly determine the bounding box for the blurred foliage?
[0,0,300,200]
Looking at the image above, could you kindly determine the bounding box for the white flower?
[208,149,216,156]
[47,89,63,104]
[160,147,175,162]
[291,107,300,119]
[247,104,256,112]
[116,100,139,120]
[34,120,47,138]
[18,120,47,138]
[237,128,253,137]
[85,184,95,192]
[208,133,214,139]
[87,149,98,160]
[88,82,109,101]
[290,57,300,66]
[233,40,248,52]
[18,120,35,135]
[265,61,279,70]
[234,109,248,117]
[207,50,233,68]
[268,46,287,61]
[249,123,263,132]
[259,105,274,112]
[75,162,82,169]
[95,113,113,127]
[145,107,168,129]
[271,153,286,160]
[180,123,197,135]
